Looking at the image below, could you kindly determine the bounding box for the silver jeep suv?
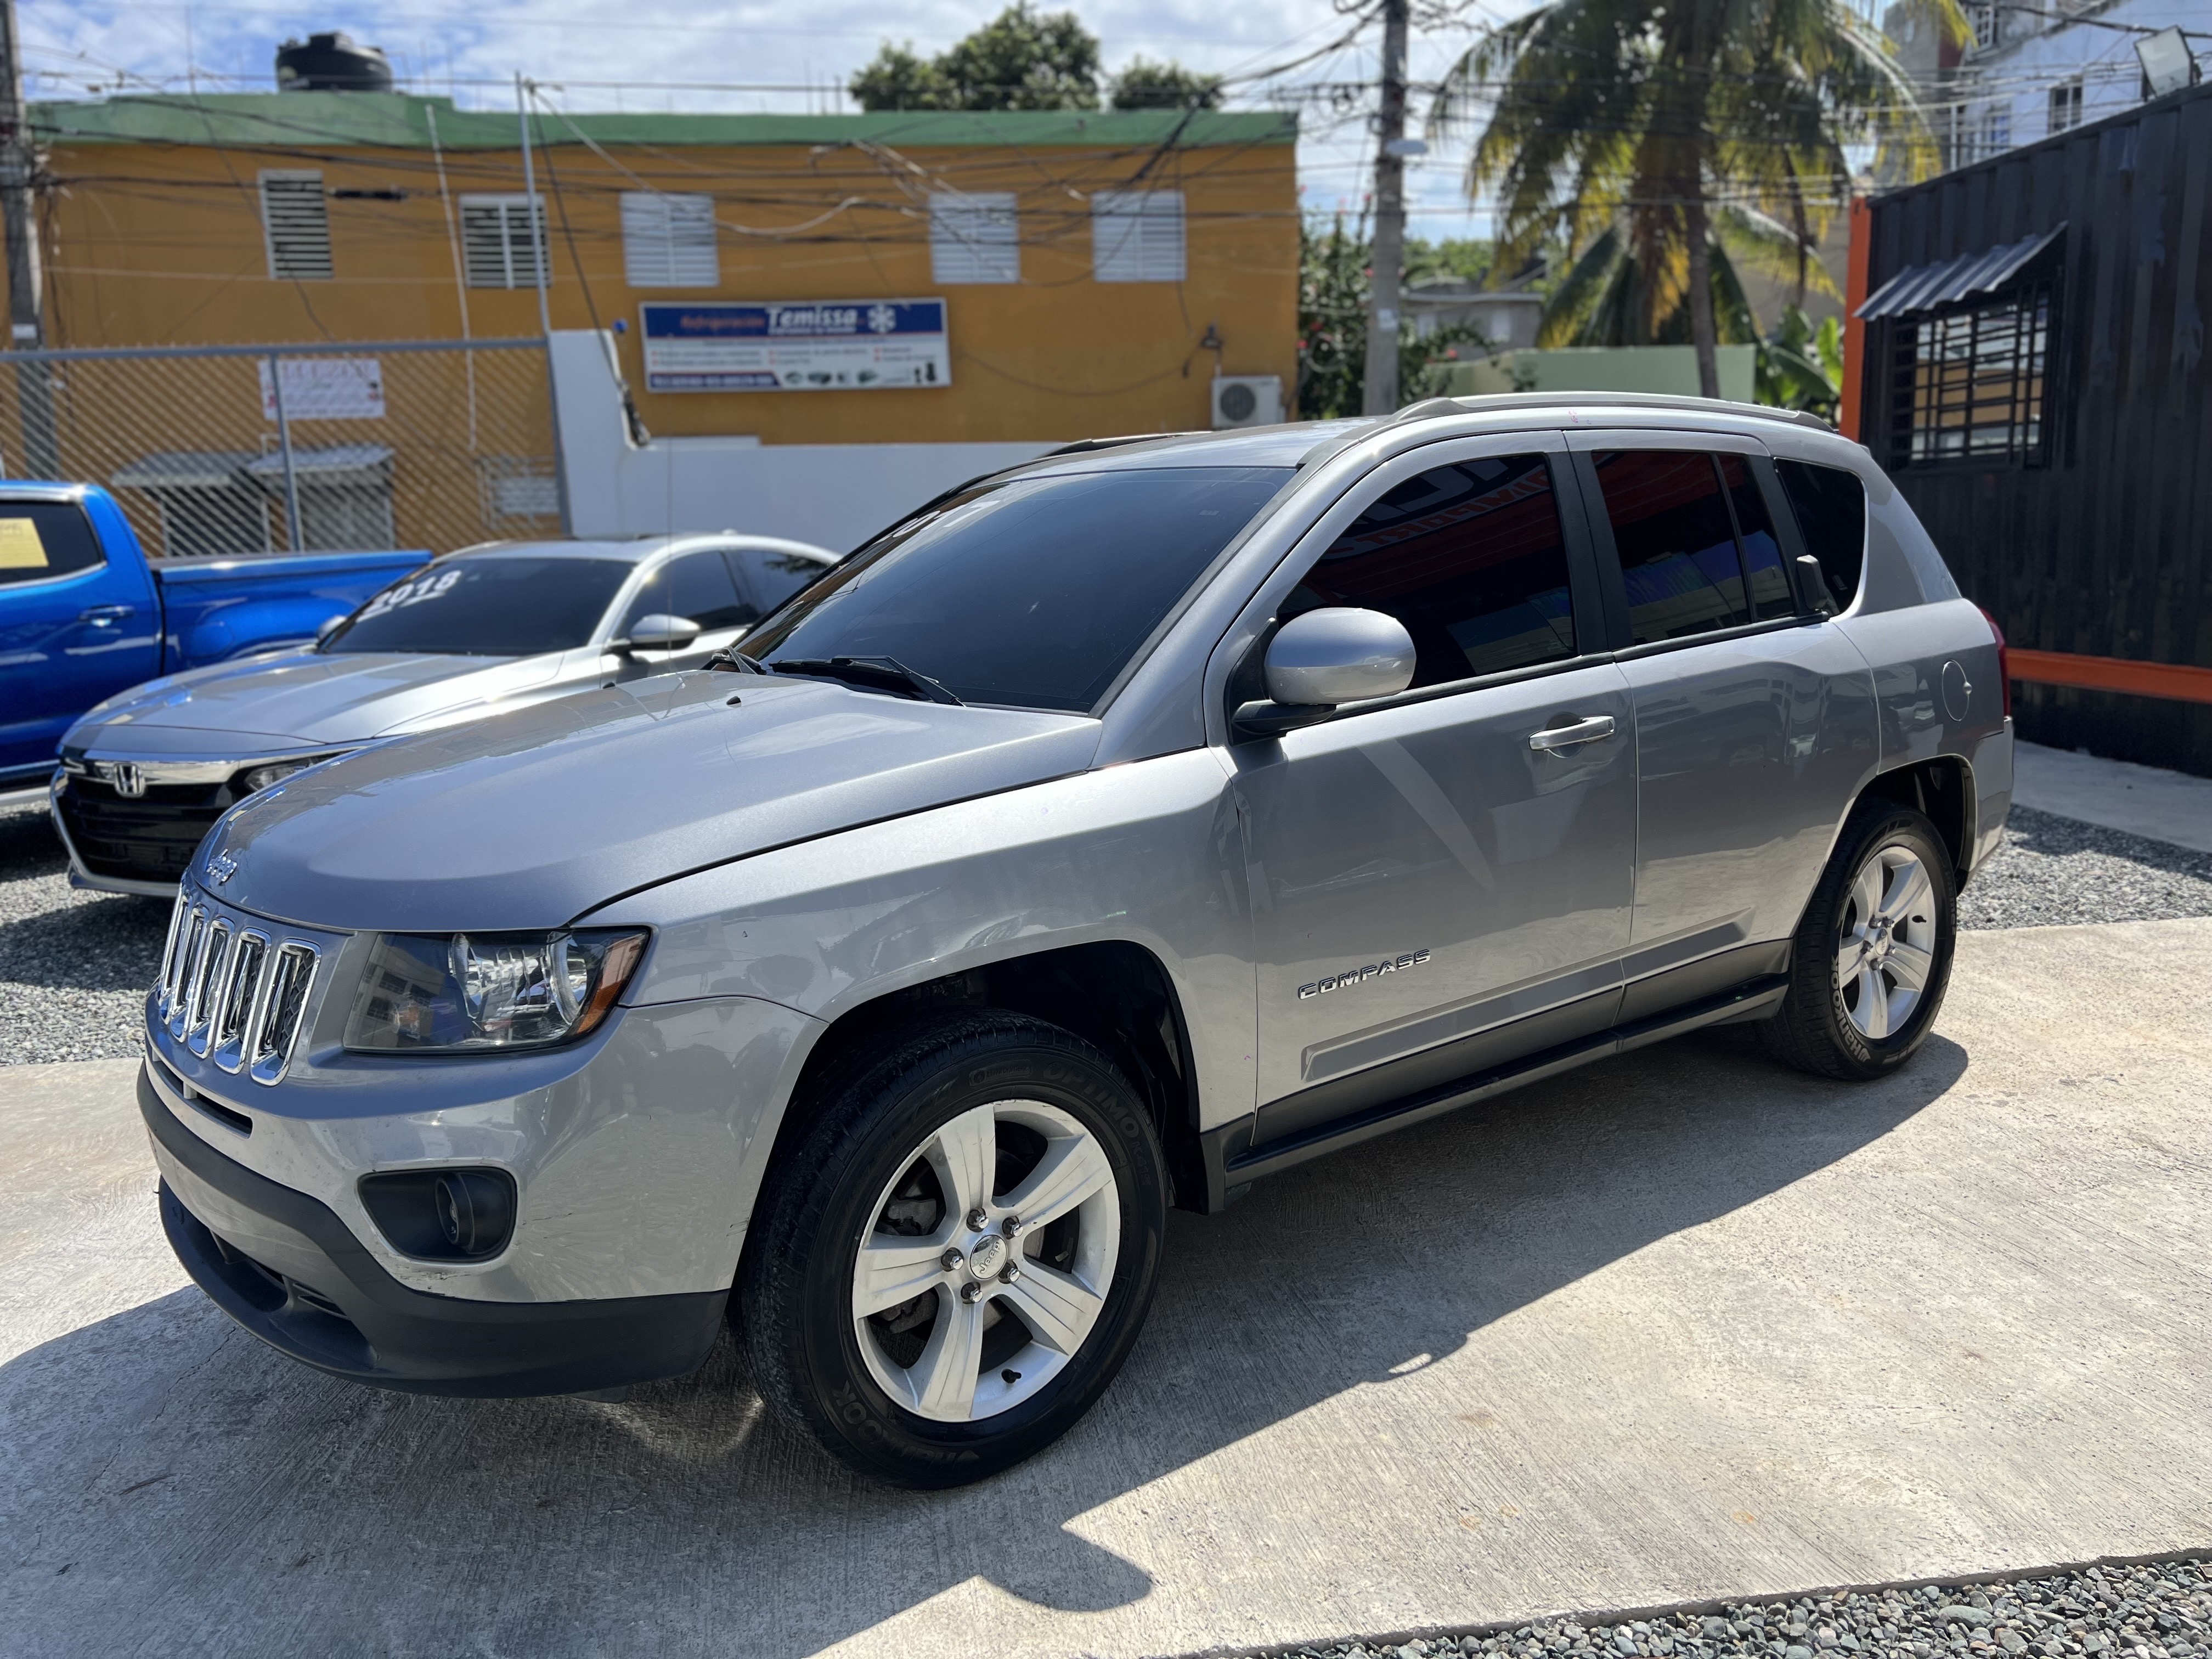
[140,395,2012,1487]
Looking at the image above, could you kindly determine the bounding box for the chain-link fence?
[0,338,562,559]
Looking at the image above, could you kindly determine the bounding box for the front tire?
[1759,800,1957,1080]
[740,1012,1167,1488]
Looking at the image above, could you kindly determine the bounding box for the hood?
[67,651,560,756]
[200,672,1103,932]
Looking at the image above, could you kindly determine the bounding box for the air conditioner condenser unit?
[1211,375,1284,430]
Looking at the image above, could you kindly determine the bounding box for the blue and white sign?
[640,300,951,392]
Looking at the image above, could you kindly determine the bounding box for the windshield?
[321,557,633,657]
[740,466,1291,712]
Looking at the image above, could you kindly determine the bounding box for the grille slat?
[185,919,233,1058]
[152,894,322,1087]
[211,931,268,1074]
[168,909,211,1039]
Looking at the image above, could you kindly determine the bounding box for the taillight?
[1977,605,2012,718]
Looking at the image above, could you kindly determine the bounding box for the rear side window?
[0,501,106,588]
[1775,460,1867,610]
[1719,455,1795,622]
[624,550,754,634]
[1291,454,1577,687]
[729,547,826,617]
[1592,450,1752,644]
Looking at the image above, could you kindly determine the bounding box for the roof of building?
[30,91,1297,151]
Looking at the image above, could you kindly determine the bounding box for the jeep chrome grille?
[156,893,320,1086]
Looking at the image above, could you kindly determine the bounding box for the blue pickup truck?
[0,482,426,803]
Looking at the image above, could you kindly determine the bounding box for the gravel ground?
[2,800,2208,1065]
[0,802,172,1065]
[1246,1556,2212,1659]
[1959,808,2212,931]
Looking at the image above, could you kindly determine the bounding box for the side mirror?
[612,613,702,654]
[315,614,346,644]
[1794,554,1838,617]
[1235,607,1417,741]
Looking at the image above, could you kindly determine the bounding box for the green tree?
[1299,218,1496,419]
[1431,0,1965,398]
[852,4,1103,112]
[1757,304,1844,417]
[1109,57,1224,110]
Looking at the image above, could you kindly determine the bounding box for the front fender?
[586,748,1258,1147]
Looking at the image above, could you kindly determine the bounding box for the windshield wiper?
[767,656,963,706]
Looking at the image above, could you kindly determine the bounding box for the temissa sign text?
[640,300,951,392]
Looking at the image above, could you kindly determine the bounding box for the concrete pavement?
[2013,740,2212,853]
[3,920,2209,1657]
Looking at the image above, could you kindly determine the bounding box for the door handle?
[1528,714,1617,752]
[78,605,135,624]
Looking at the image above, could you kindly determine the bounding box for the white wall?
[1960,0,2202,159]
[548,331,1053,553]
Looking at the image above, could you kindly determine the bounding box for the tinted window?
[322,557,631,656]
[740,466,1290,712]
[1291,454,1576,687]
[1719,454,1795,621]
[623,550,753,634]
[0,501,106,589]
[1775,459,1866,610]
[1594,450,1750,644]
[730,547,827,616]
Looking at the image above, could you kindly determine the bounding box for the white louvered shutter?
[459,195,547,289]
[621,193,719,288]
[1091,191,1186,283]
[259,171,332,280]
[930,193,1020,284]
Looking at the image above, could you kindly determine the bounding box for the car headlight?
[343,929,648,1053]
[239,754,341,793]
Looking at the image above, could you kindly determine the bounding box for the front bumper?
[143,1064,729,1397]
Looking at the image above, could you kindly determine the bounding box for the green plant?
[1297,218,1498,418]
[1757,304,1844,416]
[1431,0,1965,396]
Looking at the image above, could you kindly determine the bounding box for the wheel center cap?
[967,1233,1009,1280]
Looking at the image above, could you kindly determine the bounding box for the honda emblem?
[103,762,146,798]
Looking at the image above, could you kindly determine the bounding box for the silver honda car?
[138,394,2012,1487]
[51,532,835,893]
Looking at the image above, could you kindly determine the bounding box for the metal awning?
[109,451,259,490]
[242,444,395,484]
[1857,223,2067,320]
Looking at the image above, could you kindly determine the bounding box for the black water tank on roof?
[275,32,395,93]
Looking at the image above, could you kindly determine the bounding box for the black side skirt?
[1198,972,1790,1212]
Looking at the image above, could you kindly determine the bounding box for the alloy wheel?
[851,1099,1120,1423]
[1836,843,1939,1041]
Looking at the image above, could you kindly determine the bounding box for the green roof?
[31,92,1295,150]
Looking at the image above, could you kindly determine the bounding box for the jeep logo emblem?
[206,849,240,885]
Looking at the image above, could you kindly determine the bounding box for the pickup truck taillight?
[1977,605,2012,718]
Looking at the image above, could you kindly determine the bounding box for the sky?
[20,0,1536,241]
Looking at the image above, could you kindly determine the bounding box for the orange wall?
[43,137,1299,445]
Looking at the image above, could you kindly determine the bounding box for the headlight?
[343,929,648,1053]
[239,754,340,793]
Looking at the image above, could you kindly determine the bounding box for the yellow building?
[27,93,1300,446]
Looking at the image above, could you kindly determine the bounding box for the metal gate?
[0,338,561,559]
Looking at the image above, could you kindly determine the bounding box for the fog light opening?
[359,1167,517,1262]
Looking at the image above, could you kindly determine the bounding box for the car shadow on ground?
[0,1030,1967,1657]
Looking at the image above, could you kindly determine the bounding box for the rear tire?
[1759,800,1957,1081]
[739,1011,1166,1488]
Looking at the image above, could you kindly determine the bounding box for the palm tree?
[1431,0,1965,398]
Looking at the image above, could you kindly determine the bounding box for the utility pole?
[1361,0,1413,417]
[0,0,57,477]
